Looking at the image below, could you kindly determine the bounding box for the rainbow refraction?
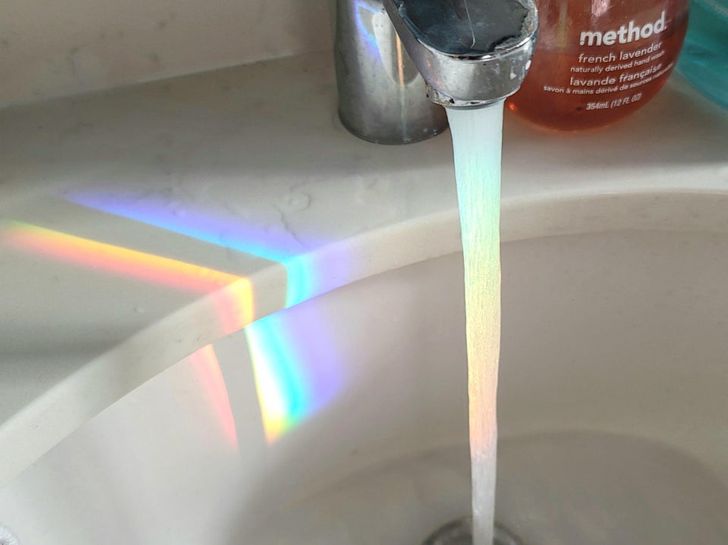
[11,191,346,443]
[67,191,350,307]
[244,308,341,443]
[1,221,250,448]
[189,345,238,448]
[64,191,346,442]
[354,0,381,56]
[448,104,504,545]
[1,221,254,333]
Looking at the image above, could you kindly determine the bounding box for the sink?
[2,191,728,544]
[1,45,727,545]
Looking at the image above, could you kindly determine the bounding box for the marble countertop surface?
[1,51,727,486]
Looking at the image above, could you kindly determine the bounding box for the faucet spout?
[384,0,538,108]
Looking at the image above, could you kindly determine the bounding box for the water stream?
[447,102,504,545]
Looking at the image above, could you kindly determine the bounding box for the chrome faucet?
[333,0,538,144]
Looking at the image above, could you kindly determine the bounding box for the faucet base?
[337,108,448,145]
[333,0,449,145]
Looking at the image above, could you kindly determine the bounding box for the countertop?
[1,51,726,486]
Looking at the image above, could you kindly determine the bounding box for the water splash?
[447,102,504,545]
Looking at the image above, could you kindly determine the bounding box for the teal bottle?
[677,0,728,108]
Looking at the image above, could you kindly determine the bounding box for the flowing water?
[447,103,504,545]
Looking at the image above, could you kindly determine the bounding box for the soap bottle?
[507,0,690,130]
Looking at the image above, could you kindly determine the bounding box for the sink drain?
[423,518,522,545]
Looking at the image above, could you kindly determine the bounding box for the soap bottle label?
[508,1,689,130]
[564,11,672,111]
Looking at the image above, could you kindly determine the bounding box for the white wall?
[0,0,331,108]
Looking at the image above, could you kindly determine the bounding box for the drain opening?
[423,518,522,545]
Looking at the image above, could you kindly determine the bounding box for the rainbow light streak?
[244,309,341,443]
[1,221,254,337]
[67,191,349,307]
[1,221,252,447]
[354,0,382,56]
[189,345,239,448]
[64,190,348,443]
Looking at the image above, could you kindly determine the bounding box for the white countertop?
[1,51,726,486]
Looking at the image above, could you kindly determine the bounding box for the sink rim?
[3,187,728,487]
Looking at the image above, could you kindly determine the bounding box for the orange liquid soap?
[508,0,689,130]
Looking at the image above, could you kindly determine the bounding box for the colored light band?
[62,189,349,443]
[67,191,350,307]
[244,309,342,443]
[1,221,256,447]
[189,345,238,449]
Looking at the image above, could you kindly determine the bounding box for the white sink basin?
[2,193,728,544]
